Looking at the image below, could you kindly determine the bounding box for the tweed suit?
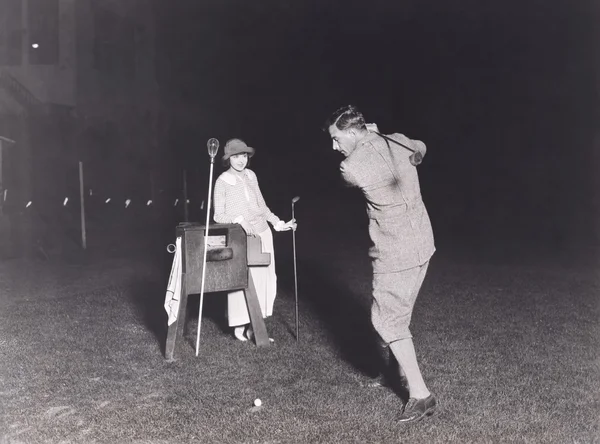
[340,132,435,343]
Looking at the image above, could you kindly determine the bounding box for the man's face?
[230,153,249,172]
[328,125,357,157]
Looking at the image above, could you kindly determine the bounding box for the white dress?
[212,168,280,327]
[227,227,277,326]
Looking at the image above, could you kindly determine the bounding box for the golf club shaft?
[372,131,416,153]
[292,203,299,341]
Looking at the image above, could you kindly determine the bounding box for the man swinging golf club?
[324,105,437,422]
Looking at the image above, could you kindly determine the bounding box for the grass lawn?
[1,218,599,443]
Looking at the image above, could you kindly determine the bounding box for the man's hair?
[324,105,367,132]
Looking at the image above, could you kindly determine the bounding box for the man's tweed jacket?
[340,132,435,274]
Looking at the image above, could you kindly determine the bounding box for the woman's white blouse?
[213,169,280,233]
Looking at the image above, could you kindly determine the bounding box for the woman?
[213,138,296,341]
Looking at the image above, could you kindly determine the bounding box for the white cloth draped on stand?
[164,236,182,326]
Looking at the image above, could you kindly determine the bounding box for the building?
[0,0,160,257]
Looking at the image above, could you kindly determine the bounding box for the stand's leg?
[165,320,178,361]
[165,273,188,360]
[177,275,189,339]
[245,271,270,347]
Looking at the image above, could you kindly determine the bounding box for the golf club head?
[292,196,300,205]
[409,151,423,166]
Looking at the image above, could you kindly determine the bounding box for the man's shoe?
[398,394,437,423]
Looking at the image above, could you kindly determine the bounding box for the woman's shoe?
[245,326,274,343]
[234,326,248,342]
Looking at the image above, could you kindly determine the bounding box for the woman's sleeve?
[213,179,234,224]
[251,172,281,226]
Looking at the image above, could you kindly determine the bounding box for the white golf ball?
[254,398,262,407]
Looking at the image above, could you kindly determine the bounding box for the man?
[325,105,437,422]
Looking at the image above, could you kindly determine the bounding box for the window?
[92,4,135,88]
[0,0,23,66]
[28,0,59,65]
[92,5,118,72]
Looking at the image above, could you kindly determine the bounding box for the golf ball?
[254,398,262,407]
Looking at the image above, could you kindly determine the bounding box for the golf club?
[372,131,423,166]
[196,138,220,356]
[291,196,300,341]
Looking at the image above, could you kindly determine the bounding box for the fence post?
[0,136,16,217]
[183,169,189,222]
[150,170,155,203]
[79,161,87,249]
[0,139,3,218]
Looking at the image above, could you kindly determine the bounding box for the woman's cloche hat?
[222,138,255,162]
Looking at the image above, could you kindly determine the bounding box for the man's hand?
[366,123,379,133]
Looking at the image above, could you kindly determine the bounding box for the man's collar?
[357,131,378,148]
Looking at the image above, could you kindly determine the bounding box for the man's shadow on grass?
[277,254,409,398]
[127,221,383,368]
[279,256,385,379]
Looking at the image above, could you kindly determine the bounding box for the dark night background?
[1,2,599,440]
[153,0,599,257]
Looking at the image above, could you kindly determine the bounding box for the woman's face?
[230,153,249,172]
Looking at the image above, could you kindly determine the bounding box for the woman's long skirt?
[227,228,276,327]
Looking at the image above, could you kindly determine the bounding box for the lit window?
[28,0,59,65]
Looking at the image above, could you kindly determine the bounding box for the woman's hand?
[239,220,257,237]
[274,219,297,232]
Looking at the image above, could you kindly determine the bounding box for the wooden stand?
[165,223,271,360]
